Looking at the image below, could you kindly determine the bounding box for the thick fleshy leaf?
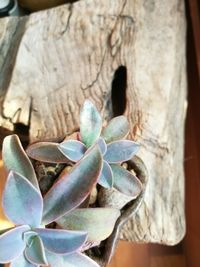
[102,116,129,143]
[96,137,107,155]
[42,146,102,224]
[0,225,30,263]
[111,164,143,197]
[10,254,35,267]
[2,135,38,189]
[46,251,100,267]
[98,161,113,189]
[59,140,86,162]
[2,171,43,227]
[25,235,48,266]
[23,231,38,246]
[80,100,102,148]
[104,140,140,163]
[35,228,87,254]
[26,142,69,163]
[57,208,120,242]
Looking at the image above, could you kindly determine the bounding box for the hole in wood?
[14,123,29,146]
[111,65,127,117]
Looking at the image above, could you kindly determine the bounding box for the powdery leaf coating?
[80,100,102,148]
[25,235,48,266]
[59,140,87,162]
[98,160,113,189]
[2,135,39,190]
[26,142,69,163]
[10,254,35,267]
[111,164,143,197]
[96,137,107,155]
[2,172,43,228]
[102,116,129,143]
[42,146,103,225]
[0,225,30,263]
[104,140,140,163]
[57,208,120,242]
[35,228,87,255]
[46,251,100,267]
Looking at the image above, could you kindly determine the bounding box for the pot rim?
[95,155,148,266]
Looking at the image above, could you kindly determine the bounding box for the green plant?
[27,100,142,198]
[0,135,120,267]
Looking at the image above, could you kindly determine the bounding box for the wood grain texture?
[0,0,187,244]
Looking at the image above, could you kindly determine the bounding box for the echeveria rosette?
[58,100,143,198]
[0,135,103,267]
[25,100,142,196]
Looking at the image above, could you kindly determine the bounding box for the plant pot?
[85,155,148,267]
[18,0,66,12]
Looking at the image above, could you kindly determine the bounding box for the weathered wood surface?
[0,0,187,244]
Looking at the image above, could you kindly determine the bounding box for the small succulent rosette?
[27,100,142,199]
[0,135,120,267]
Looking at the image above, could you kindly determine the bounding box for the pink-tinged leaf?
[57,208,120,242]
[42,146,103,224]
[10,254,35,267]
[98,161,113,189]
[102,116,129,143]
[2,171,43,227]
[111,164,143,197]
[59,140,86,162]
[96,137,107,155]
[35,228,87,254]
[80,100,102,148]
[104,140,140,163]
[46,251,100,267]
[26,142,69,163]
[0,225,30,263]
[25,235,48,266]
[2,135,39,190]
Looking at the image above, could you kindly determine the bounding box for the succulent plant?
[27,100,142,198]
[0,135,120,267]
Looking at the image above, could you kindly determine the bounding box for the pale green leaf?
[80,100,102,148]
[57,208,120,242]
[102,116,129,143]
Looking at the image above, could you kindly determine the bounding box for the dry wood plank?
[0,0,187,244]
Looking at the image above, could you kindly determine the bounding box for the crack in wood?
[81,49,107,91]
[108,0,127,57]
[60,3,73,35]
